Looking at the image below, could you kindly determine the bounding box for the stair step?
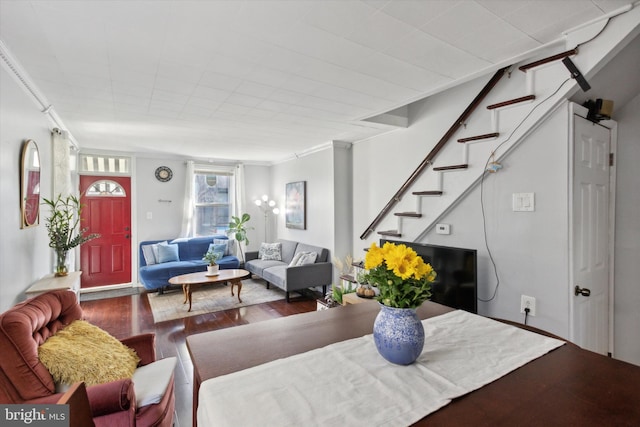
[412,190,443,196]
[377,230,402,237]
[340,274,356,283]
[487,95,535,110]
[394,212,422,218]
[458,132,499,143]
[433,164,468,171]
[519,48,578,72]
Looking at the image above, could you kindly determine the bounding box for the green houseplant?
[42,194,99,276]
[202,249,222,275]
[227,213,253,263]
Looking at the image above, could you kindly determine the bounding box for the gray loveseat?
[245,239,332,302]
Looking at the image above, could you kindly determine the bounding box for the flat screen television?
[380,239,477,314]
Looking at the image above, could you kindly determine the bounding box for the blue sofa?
[138,235,240,292]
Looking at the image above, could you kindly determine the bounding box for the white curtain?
[234,163,245,218]
[52,129,72,196]
[180,160,195,237]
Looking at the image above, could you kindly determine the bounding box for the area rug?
[146,279,285,323]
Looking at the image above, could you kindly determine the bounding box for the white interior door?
[571,114,611,355]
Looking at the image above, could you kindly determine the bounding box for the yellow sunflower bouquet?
[365,242,437,308]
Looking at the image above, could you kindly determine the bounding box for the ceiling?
[0,0,635,163]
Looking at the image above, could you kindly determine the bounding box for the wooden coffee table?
[168,269,250,312]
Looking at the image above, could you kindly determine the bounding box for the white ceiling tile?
[217,103,252,115]
[268,89,308,105]
[245,67,291,88]
[420,1,503,46]
[358,53,450,91]
[113,92,150,108]
[345,9,414,52]
[153,77,196,96]
[378,0,459,28]
[179,111,212,122]
[274,24,376,70]
[255,100,292,113]
[225,92,264,108]
[234,81,277,98]
[157,62,204,84]
[186,96,224,110]
[191,86,232,103]
[302,1,379,38]
[198,71,243,92]
[112,82,153,99]
[152,90,190,105]
[150,98,186,112]
[114,103,149,114]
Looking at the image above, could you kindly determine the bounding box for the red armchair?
[0,290,175,427]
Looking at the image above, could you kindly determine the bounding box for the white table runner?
[198,310,564,427]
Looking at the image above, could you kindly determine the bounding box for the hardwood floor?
[80,290,318,427]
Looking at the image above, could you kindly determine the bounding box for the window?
[193,170,233,236]
[79,154,130,175]
[85,180,126,197]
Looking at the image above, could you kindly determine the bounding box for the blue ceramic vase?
[373,304,425,365]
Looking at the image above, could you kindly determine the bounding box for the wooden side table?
[25,271,82,300]
[342,292,377,306]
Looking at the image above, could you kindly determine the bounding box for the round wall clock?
[155,166,173,182]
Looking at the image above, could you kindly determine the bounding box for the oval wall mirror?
[20,139,40,228]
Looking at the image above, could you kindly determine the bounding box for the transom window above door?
[85,180,126,197]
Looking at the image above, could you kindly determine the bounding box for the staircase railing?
[359,66,509,240]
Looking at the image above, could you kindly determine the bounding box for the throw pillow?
[141,244,157,265]
[260,242,282,261]
[153,241,168,262]
[141,241,168,265]
[157,244,179,263]
[295,252,318,266]
[38,320,140,387]
[207,243,227,260]
[213,239,231,256]
[289,251,307,267]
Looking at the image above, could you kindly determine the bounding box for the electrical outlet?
[520,295,536,316]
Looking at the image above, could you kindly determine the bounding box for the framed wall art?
[285,181,306,230]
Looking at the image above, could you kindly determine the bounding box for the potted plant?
[202,250,222,275]
[227,213,253,264]
[42,194,99,277]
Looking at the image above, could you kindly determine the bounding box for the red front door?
[79,176,132,288]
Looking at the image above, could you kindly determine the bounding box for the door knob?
[125,226,130,231]
[574,285,591,297]
[125,234,130,239]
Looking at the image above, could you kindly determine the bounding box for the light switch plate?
[436,223,451,234]
[512,193,535,212]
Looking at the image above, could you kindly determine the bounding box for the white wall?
[244,164,274,251]
[333,144,353,265]
[613,93,640,366]
[135,157,187,243]
[422,106,572,337]
[271,149,334,252]
[0,67,53,311]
